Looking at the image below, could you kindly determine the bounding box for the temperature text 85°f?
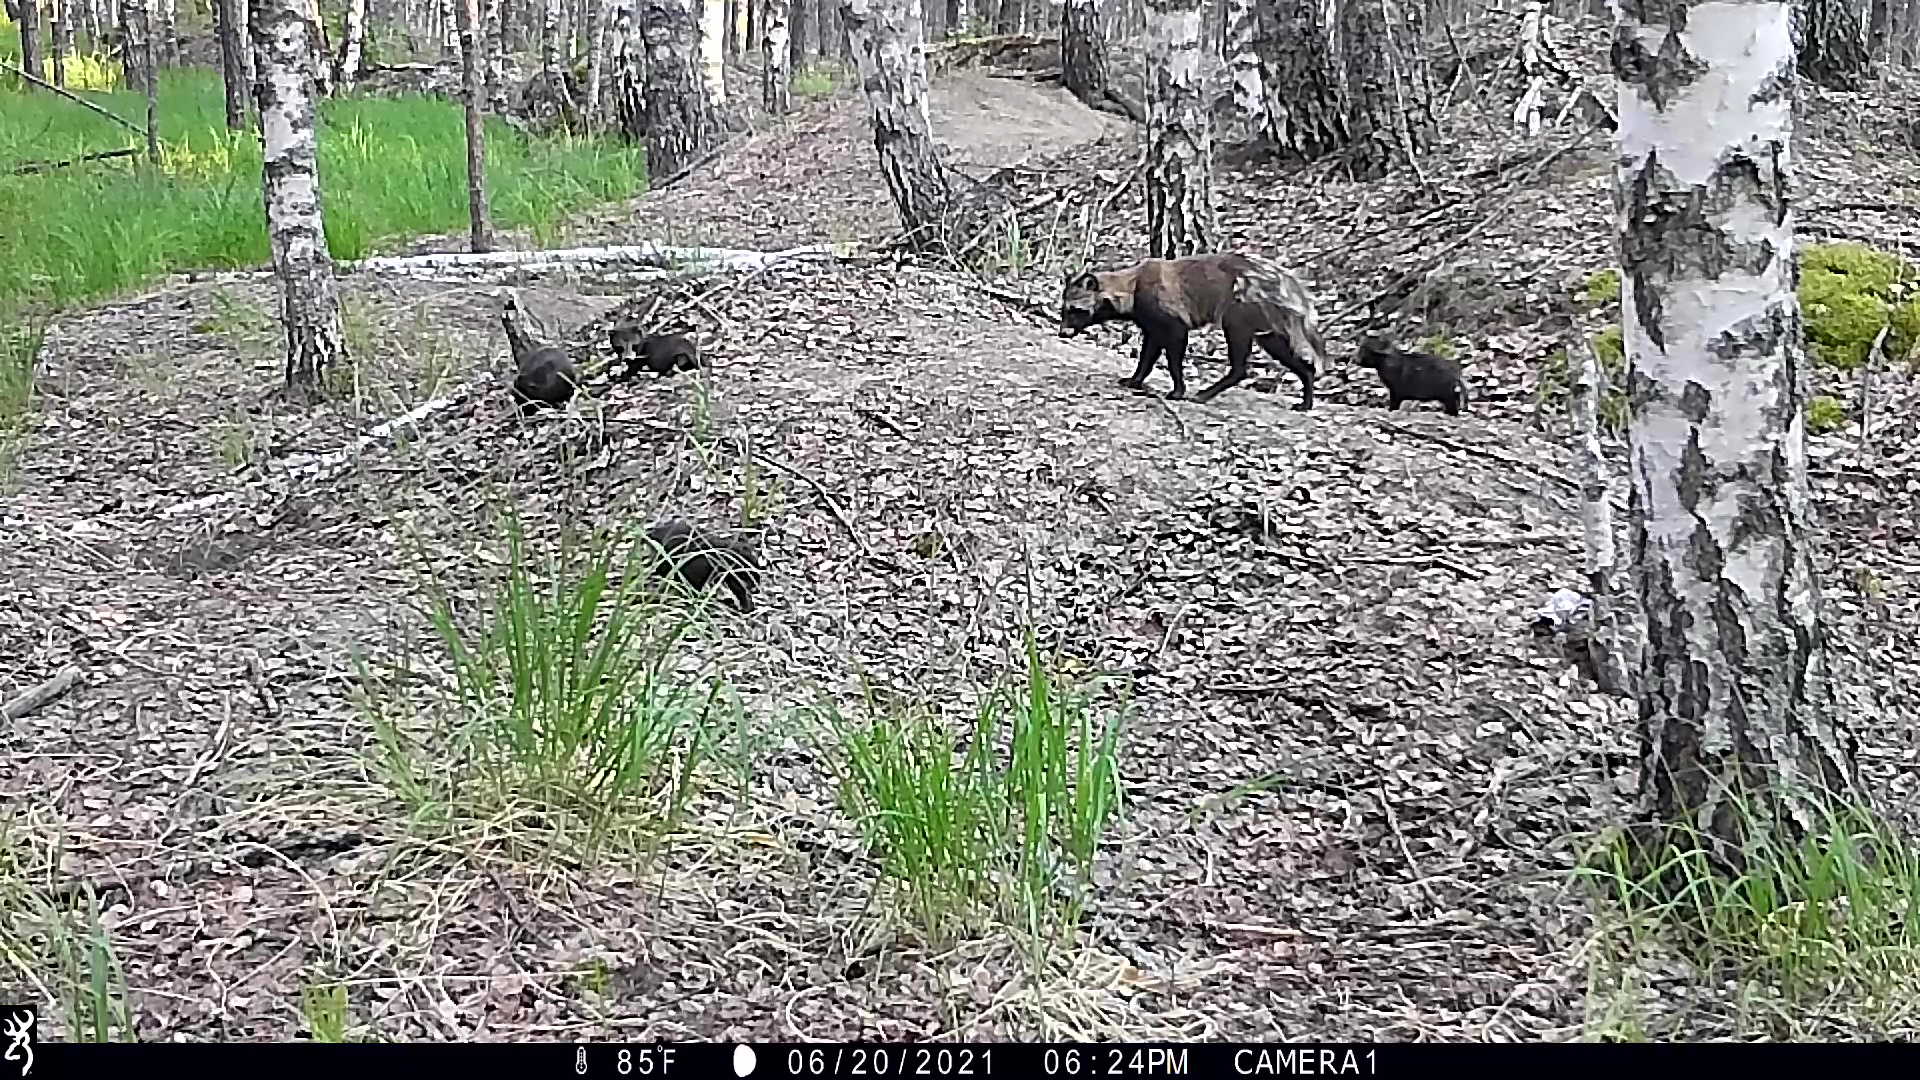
[1043,1047,1189,1076]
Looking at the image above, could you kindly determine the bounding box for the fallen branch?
[10,146,139,175]
[3,665,83,721]
[338,241,840,278]
[5,64,149,140]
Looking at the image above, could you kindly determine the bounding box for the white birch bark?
[1222,0,1266,144]
[338,0,366,89]
[700,0,727,103]
[840,0,949,250]
[249,0,349,393]
[1614,0,1857,837]
[763,0,792,115]
[583,0,608,127]
[1144,0,1215,258]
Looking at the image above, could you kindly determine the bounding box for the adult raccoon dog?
[1355,336,1471,416]
[609,325,701,380]
[1059,252,1326,409]
[643,521,762,612]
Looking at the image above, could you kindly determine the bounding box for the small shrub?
[1806,395,1848,435]
[0,316,44,433]
[1417,333,1458,360]
[299,979,348,1042]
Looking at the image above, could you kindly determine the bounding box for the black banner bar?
[16,1041,1918,1080]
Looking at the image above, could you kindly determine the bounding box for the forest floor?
[4,13,1920,1043]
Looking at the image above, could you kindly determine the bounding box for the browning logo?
[1,1005,34,1078]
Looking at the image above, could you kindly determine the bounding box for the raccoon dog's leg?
[1160,325,1193,400]
[1122,334,1165,392]
[1257,329,1316,412]
[1194,322,1254,404]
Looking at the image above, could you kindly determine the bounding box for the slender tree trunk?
[542,0,562,74]
[1613,0,1859,852]
[699,0,727,103]
[249,0,349,395]
[946,0,967,35]
[216,0,249,129]
[1798,0,1872,87]
[1221,0,1264,145]
[731,0,747,62]
[643,0,718,177]
[615,0,643,139]
[457,0,493,251]
[20,0,45,84]
[991,0,1016,34]
[583,0,607,128]
[483,0,504,103]
[840,0,947,250]
[763,0,791,114]
[51,0,70,87]
[791,0,812,68]
[337,0,366,90]
[1144,0,1213,258]
[123,0,160,162]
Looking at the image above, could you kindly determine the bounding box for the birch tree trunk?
[616,1,643,140]
[992,0,1016,34]
[51,0,70,87]
[1144,0,1214,258]
[1221,0,1265,146]
[249,0,349,395]
[583,0,608,128]
[124,0,160,161]
[458,0,493,251]
[214,0,249,127]
[1614,0,1859,851]
[337,0,366,90]
[791,0,812,67]
[1798,0,1871,88]
[643,0,718,177]
[763,0,791,114]
[840,0,949,250]
[542,0,563,75]
[20,0,44,84]
[483,0,504,103]
[699,0,727,104]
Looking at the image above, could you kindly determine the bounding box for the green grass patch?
[0,62,647,312]
[1577,804,1920,1038]
[822,637,1126,950]
[361,515,730,861]
[0,821,135,1041]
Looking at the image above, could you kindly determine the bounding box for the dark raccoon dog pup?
[609,325,701,380]
[643,521,761,612]
[502,295,579,416]
[1059,251,1326,409]
[1354,336,1471,416]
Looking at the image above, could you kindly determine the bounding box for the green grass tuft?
[823,635,1125,949]
[362,514,728,860]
